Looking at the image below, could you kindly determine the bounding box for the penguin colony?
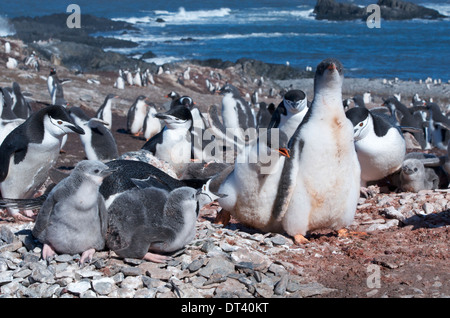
[1,56,450,264]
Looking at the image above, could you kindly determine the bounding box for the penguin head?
[177,96,195,109]
[49,68,56,75]
[283,90,307,113]
[219,83,240,97]
[197,179,227,208]
[165,91,180,100]
[401,159,424,179]
[44,106,85,137]
[74,160,116,185]
[345,107,371,141]
[314,58,344,92]
[155,105,193,130]
[165,187,201,217]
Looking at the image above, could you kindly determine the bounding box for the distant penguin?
[426,102,450,149]
[133,68,142,87]
[0,105,84,221]
[256,102,275,129]
[0,88,24,144]
[383,96,427,149]
[269,58,360,244]
[32,160,112,264]
[114,71,125,90]
[268,89,308,139]
[142,105,193,176]
[5,42,11,54]
[69,107,119,162]
[95,94,117,130]
[125,70,133,86]
[106,182,222,262]
[127,95,149,136]
[10,82,32,119]
[47,68,70,106]
[6,57,17,69]
[220,83,256,141]
[345,107,406,186]
[143,104,162,141]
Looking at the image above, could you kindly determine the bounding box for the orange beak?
[277,148,290,158]
[327,63,336,71]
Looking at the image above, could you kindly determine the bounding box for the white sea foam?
[0,16,15,37]
[421,3,450,17]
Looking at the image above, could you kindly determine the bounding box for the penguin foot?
[42,244,57,262]
[143,252,171,263]
[79,248,96,265]
[214,209,231,226]
[13,211,35,222]
[337,229,368,239]
[293,234,309,245]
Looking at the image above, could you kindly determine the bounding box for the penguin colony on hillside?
[1,57,450,264]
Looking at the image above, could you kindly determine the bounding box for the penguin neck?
[312,84,343,117]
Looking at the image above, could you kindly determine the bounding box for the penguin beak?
[100,168,117,178]
[277,148,290,158]
[327,63,336,71]
[67,123,85,135]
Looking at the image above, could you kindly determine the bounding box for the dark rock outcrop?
[313,0,446,21]
[11,13,138,49]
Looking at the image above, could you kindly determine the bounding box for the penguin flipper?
[0,130,28,183]
[31,193,57,241]
[98,196,108,239]
[141,129,163,154]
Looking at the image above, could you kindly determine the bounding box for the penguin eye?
[414,168,418,172]
[359,122,364,127]
[57,120,63,125]
[94,169,100,174]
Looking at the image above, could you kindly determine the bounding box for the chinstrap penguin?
[0,105,84,221]
[141,105,193,176]
[32,160,113,264]
[345,107,406,186]
[69,107,119,162]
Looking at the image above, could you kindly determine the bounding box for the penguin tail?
[0,195,47,210]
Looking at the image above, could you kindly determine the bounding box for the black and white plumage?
[383,96,427,149]
[220,83,256,141]
[0,105,84,221]
[0,87,24,144]
[32,160,112,264]
[425,102,450,149]
[345,107,406,186]
[127,95,149,135]
[272,58,360,244]
[95,94,118,130]
[268,89,309,139]
[8,82,32,119]
[69,107,119,162]
[24,51,39,71]
[106,182,222,262]
[142,103,162,141]
[141,106,193,176]
[47,68,71,106]
[256,102,275,129]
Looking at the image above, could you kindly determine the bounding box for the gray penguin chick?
[106,182,223,263]
[32,160,114,264]
[398,152,445,192]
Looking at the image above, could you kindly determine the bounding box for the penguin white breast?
[222,94,239,129]
[1,135,61,199]
[355,128,405,183]
[283,113,360,236]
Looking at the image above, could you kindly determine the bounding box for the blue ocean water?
[1,0,449,80]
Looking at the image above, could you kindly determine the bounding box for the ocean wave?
[0,16,15,37]
[421,3,450,17]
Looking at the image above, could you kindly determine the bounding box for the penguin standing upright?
[47,68,70,106]
[10,82,32,119]
[220,84,256,141]
[127,95,149,136]
[141,105,193,176]
[95,94,118,130]
[268,89,309,139]
[32,160,112,264]
[0,88,25,144]
[345,107,406,186]
[142,104,162,141]
[275,58,361,244]
[0,105,84,221]
[69,107,119,162]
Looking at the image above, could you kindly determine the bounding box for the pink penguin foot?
[80,248,96,265]
[143,252,171,263]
